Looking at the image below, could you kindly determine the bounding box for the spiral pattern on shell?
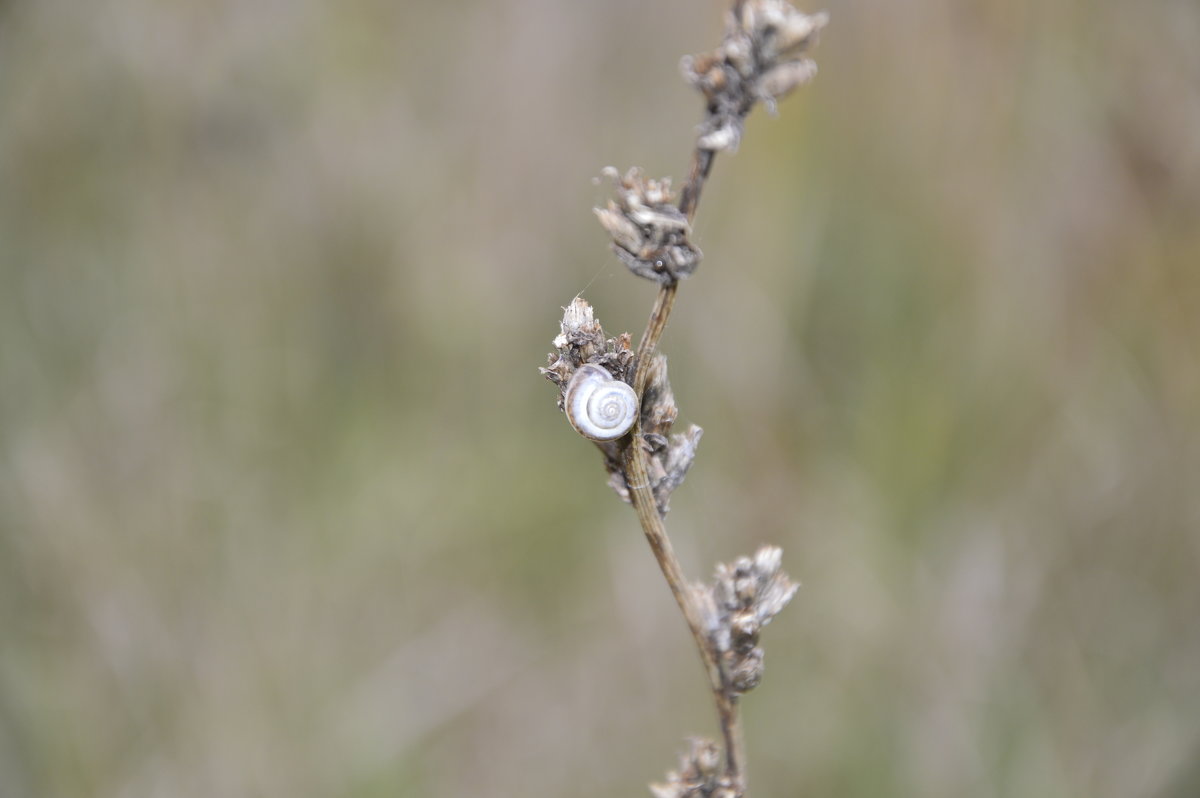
[565,364,639,441]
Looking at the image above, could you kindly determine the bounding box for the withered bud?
[548,297,607,372]
[640,352,679,436]
[729,647,765,693]
[756,59,820,108]
[595,167,702,284]
[741,0,828,63]
[682,0,827,151]
[542,301,702,510]
[679,52,728,102]
[653,425,702,515]
[696,546,799,694]
[734,568,759,604]
[637,353,703,515]
[541,297,634,407]
[651,738,732,798]
[730,612,760,652]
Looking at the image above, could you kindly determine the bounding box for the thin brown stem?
[632,282,678,395]
[622,440,721,692]
[626,424,748,790]
[623,144,750,795]
[718,693,745,793]
[630,144,713,386]
[678,148,715,224]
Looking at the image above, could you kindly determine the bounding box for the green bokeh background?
[3,1,1199,796]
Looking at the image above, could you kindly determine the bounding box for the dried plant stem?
[623,387,748,794]
[678,148,716,223]
[632,283,678,396]
[622,445,718,689]
[624,143,751,790]
[630,143,713,393]
[546,4,824,794]
[718,694,745,793]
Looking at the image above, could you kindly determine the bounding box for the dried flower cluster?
[695,546,800,694]
[595,167,703,285]
[637,353,703,515]
[541,297,634,390]
[542,298,701,514]
[681,0,828,152]
[651,738,734,798]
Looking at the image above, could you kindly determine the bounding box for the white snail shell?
[565,364,639,441]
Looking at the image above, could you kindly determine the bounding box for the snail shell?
[565,364,639,441]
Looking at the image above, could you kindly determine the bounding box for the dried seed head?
[683,1,828,151]
[651,738,733,798]
[729,646,765,693]
[696,545,800,694]
[595,167,702,284]
[540,299,702,508]
[741,0,828,62]
[757,59,821,110]
[637,353,703,515]
[730,612,760,652]
[541,299,636,495]
[547,297,608,374]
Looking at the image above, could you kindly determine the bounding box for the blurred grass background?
[2,0,1199,796]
